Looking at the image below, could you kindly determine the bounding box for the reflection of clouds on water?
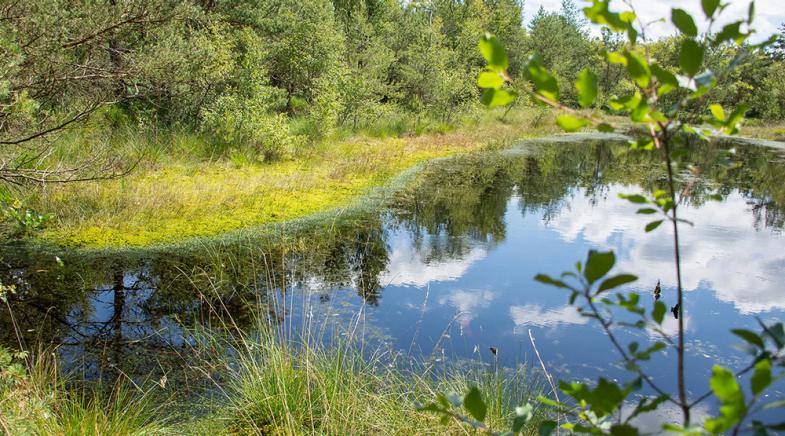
[438,289,496,327]
[545,185,785,313]
[647,313,691,340]
[380,231,487,288]
[509,304,587,331]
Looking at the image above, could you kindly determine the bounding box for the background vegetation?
[2,0,784,179]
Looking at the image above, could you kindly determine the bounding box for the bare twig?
[529,329,561,436]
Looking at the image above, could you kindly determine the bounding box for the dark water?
[2,136,784,421]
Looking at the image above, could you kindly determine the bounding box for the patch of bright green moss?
[37,144,461,248]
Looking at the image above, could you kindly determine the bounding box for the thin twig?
[529,329,561,436]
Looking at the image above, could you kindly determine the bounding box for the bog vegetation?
[2,0,783,154]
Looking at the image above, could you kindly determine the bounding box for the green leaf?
[576,68,598,108]
[560,378,626,418]
[751,359,772,395]
[679,39,704,77]
[597,123,615,132]
[637,208,657,214]
[463,386,487,422]
[479,33,508,71]
[607,51,627,65]
[645,220,663,232]
[538,420,557,436]
[702,0,720,18]
[534,274,571,289]
[585,250,615,285]
[724,104,748,135]
[583,1,627,32]
[709,104,726,122]
[525,54,560,101]
[625,51,651,87]
[672,9,698,37]
[651,64,679,95]
[706,365,747,433]
[416,401,447,413]
[481,89,516,108]
[731,329,764,349]
[611,424,639,436]
[630,99,651,122]
[610,92,642,111]
[652,301,666,324]
[598,274,638,293]
[710,365,745,404]
[714,22,744,46]
[619,193,648,204]
[477,71,504,89]
[759,320,785,348]
[556,115,590,132]
[628,395,670,421]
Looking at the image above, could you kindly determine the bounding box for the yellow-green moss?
[29,108,566,248]
[37,141,466,247]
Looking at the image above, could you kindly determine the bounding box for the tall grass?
[199,327,545,435]
[0,350,167,435]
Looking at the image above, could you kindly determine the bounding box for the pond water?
[2,135,784,422]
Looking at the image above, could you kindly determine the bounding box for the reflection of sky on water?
[548,185,785,313]
[292,183,785,416]
[379,230,488,288]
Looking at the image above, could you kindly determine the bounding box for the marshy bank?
[4,108,569,249]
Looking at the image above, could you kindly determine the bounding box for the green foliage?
[0,346,27,391]
[0,195,51,236]
[1,0,781,188]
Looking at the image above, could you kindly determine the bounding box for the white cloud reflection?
[545,185,785,313]
[509,304,589,331]
[380,231,487,288]
[439,288,497,327]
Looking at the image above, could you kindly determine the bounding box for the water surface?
[3,136,784,420]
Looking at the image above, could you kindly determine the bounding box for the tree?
[526,6,593,106]
[771,23,785,60]
[0,0,181,184]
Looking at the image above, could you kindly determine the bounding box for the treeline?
[1,0,784,161]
